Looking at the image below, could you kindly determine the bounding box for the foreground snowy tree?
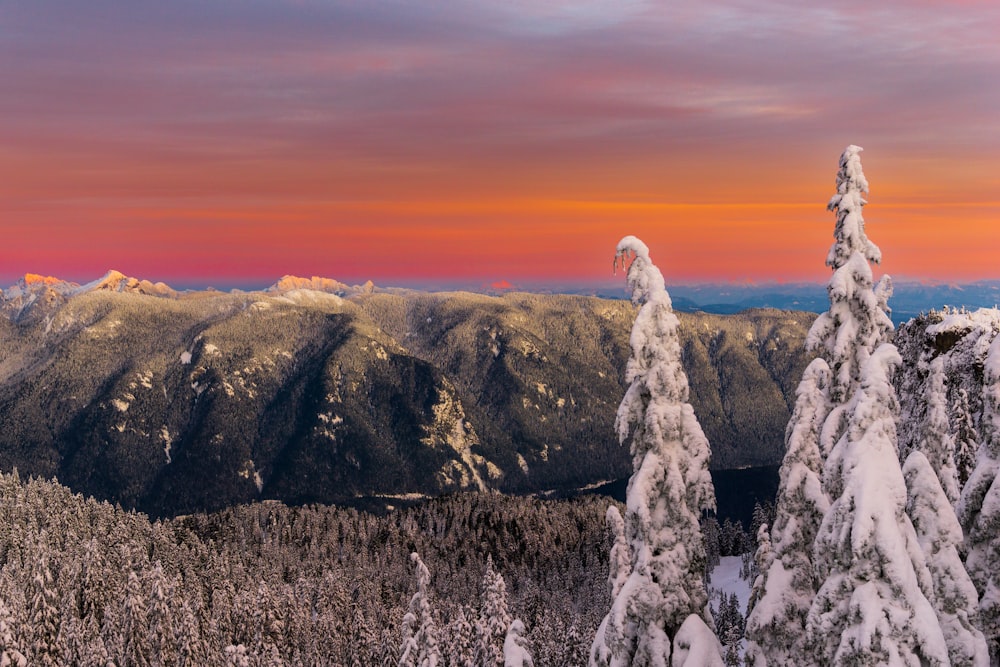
[590,236,722,667]
[744,359,831,666]
[805,145,894,415]
[904,451,989,665]
[399,552,441,667]
[808,345,949,664]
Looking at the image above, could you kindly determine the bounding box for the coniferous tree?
[444,606,476,667]
[147,561,176,667]
[0,597,27,667]
[808,345,947,664]
[805,145,893,408]
[590,506,631,665]
[26,543,62,667]
[477,555,512,667]
[503,619,534,667]
[915,357,961,503]
[800,147,952,665]
[903,451,989,665]
[399,552,441,667]
[176,599,208,667]
[121,569,151,667]
[744,360,831,666]
[591,236,722,666]
[250,581,285,666]
[958,334,1000,659]
[953,388,979,490]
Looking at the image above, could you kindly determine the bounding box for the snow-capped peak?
[74,270,175,297]
[267,275,377,296]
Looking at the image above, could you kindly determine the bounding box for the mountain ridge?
[0,274,816,516]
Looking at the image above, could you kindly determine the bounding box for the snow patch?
[709,556,751,614]
[180,351,192,365]
[238,460,264,493]
[160,427,173,464]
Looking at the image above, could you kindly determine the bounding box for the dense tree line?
[0,472,614,665]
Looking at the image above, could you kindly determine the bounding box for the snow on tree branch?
[591,236,721,666]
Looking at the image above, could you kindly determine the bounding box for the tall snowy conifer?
[805,145,893,409]
[799,146,957,664]
[744,358,831,666]
[808,345,949,664]
[590,236,722,667]
[959,334,1000,658]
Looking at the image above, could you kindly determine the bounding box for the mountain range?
[0,271,816,517]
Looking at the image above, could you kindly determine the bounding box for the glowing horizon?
[2,1,998,286]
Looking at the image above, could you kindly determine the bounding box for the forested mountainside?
[0,275,814,517]
[0,471,613,665]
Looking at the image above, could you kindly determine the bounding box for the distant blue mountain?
[573,280,1000,325]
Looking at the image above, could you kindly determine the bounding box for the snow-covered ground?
[709,555,752,658]
[709,555,751,614]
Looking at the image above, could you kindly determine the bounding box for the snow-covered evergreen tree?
[590,236,722,667]
[805,144,893,408]
[399,552,441,667]
[26,544,62,667]
[503,619,534,667]
[147,561,177,667]
[914,357,961,503]
[176,598,207,667]
[953,387,979,490]
[0,597,26,667]
[443,606,476,667]
[121,569,151,667]
[903,450,989,666]
[959,334,1000,659]
[590,505,631,665]
[476,555,512,667]
[807,344,948,664]
[744,359,831,666]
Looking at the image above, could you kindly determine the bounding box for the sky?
[1,0,998,288]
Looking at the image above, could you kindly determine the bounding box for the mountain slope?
[0,278,816,516]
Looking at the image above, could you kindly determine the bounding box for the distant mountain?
[0,273,817,516]
[576,280,1000,325]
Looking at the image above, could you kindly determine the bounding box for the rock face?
[0,278,815,516]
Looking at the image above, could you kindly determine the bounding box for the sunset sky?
[1,0,998,288]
